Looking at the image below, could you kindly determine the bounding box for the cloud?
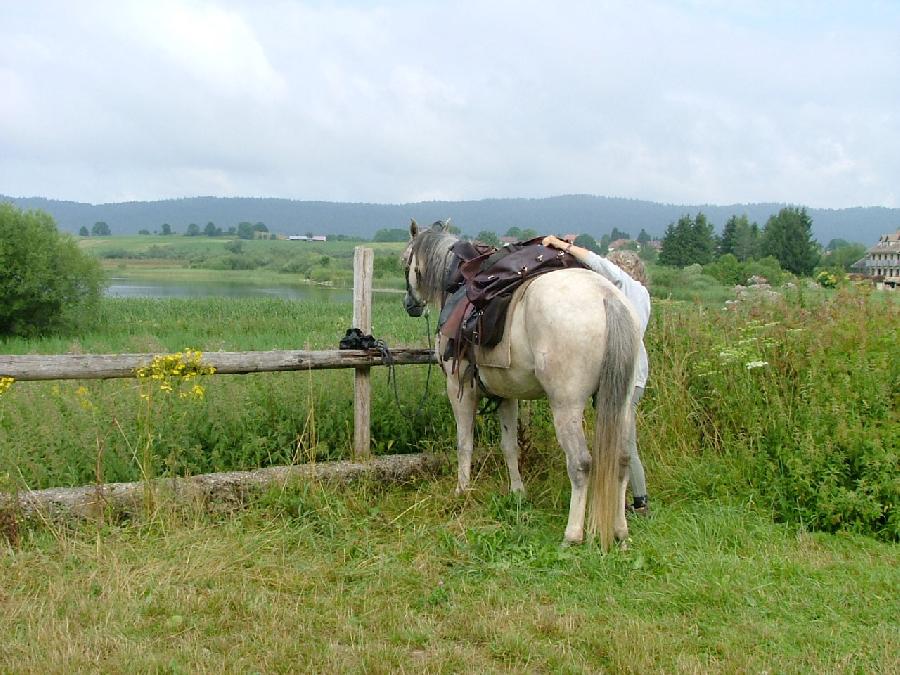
[0,0,897,207]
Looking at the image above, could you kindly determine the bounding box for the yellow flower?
[133,348,215,398]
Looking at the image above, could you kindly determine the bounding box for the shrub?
[656,290,899,541]
[815,270,839,288]
[0,203,104,336]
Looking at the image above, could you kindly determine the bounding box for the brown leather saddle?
[437,238,587,376]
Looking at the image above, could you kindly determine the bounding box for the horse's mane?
[410,223,457,301]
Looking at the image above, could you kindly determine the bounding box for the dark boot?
[631,495,649,517]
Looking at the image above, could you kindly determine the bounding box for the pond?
[105,278,357,303]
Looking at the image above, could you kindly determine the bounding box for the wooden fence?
[0,247,438,460]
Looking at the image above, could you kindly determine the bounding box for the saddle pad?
[474,278,535,369]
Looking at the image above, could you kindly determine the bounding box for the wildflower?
[134,348,215,399]
[746,361,769,370]
[0,376,14,396]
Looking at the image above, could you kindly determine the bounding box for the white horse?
[403,220,640,551]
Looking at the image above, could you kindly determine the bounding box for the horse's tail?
[588,293,639,552]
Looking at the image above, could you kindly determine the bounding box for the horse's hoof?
[562,535,584,547]
[617,537,632,552]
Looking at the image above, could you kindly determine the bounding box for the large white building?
[862,229,900,289]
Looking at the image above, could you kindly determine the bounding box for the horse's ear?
[409,219,418,238]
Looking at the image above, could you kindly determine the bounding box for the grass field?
[1,269,897,671]
[85,235,411,291]
[1,470,897,671]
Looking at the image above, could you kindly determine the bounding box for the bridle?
[403,246,428,317]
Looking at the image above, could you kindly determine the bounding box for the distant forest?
[2,194,897,245]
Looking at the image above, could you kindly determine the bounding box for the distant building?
[863,229,899,289]
[607,238,632,252]
[288,234,328,242]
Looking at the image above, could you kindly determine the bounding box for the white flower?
[746,360,769,370]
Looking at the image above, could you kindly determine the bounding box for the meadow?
[85,235,410,290]
[1,258,898,670]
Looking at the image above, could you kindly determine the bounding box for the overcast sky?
[1,1,898,208]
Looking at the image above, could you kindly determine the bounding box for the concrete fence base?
[4,453,448,522]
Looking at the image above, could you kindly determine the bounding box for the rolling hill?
[2,194,896,245]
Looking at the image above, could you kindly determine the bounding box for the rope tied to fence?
[338,314,435,422]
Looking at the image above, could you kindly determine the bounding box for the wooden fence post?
[352,247,374,459]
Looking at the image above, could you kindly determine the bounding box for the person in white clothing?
[542,236,651,515]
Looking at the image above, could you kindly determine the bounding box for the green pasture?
[83,234,756,303]
[84,235,410,290]
[1,472,897,672]
[1,282,897,671]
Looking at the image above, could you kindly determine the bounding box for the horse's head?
[402,219,453,317]
[403,219,428,316]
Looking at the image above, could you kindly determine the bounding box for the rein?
[381,311,435,422]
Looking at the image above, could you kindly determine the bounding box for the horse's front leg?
[446,372,478,494]
[498,398,525,495]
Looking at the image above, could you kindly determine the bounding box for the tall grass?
[643,288,898,541]
[1,285,897,541]
[0,295,456,489]
[1,282,897,671]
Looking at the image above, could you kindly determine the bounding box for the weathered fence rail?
[1,248,444,520]
[0,347,437,381]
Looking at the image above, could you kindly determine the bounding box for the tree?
[185,223,200,236]
[0,204,103,337]
[720,214,760,261]
[91,221,110,236]
[733,221,761,261]
[373,228,408,242]
[520,228,538,240]
[719,215,740,256]
[504,226,522,239]
[762,207,820,276]
[475,230,500,246]
[236,222,256,240]
[825,243,866,271]
[637,229,651,246]
[609,227,631,242]
[658,213,716,266]
[826,238,852,252]
[574,233,600,253]
[204,222,220,237]
[78,226,89,237]
[161,223,172,236]
[138,229,150,235]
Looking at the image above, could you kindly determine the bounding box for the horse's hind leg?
[550,400,591,544]
[498,398,525,495]
[446,374,478,494]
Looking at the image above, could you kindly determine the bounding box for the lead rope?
[375,312,434,421]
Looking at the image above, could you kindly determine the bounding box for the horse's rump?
[477,268,633,401]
